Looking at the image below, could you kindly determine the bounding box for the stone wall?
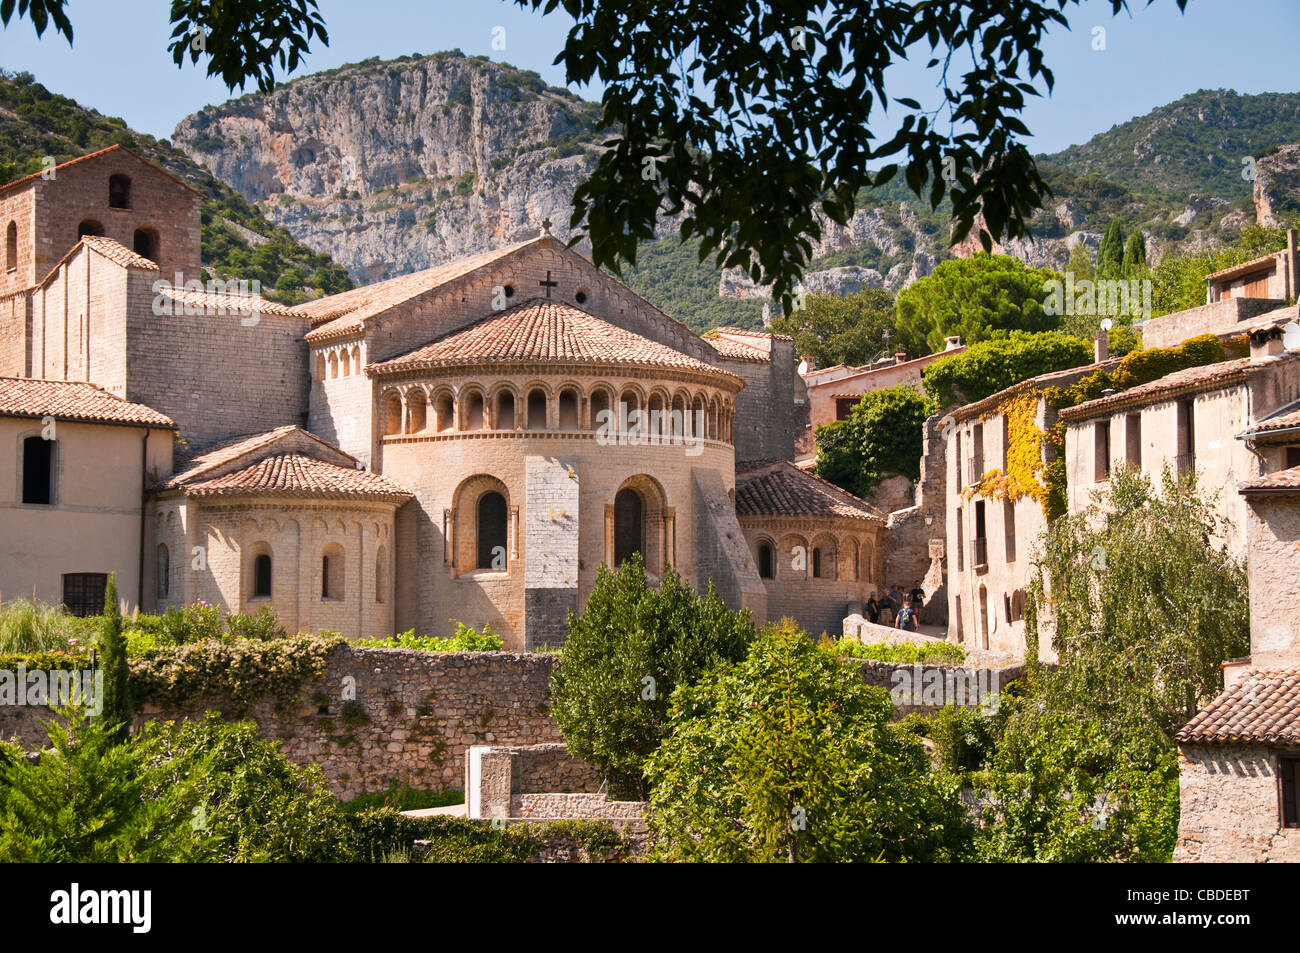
[1175,743,1300,862]
[1138,296,1282,349]
[0,646,567,801]
[885,413,949,625]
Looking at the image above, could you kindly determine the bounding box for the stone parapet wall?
[0,646,566,801]
[511,793,647,822]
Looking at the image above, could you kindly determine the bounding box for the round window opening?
[503,284,515,298]
[574,289,588,305]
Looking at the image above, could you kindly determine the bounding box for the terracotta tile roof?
[298,239,536,340]
[0,377,174,428]
[153,285,302,320]
[735,459,884,523]
[1059,355,1300,423]
[712,326,794,342]
[1175,669,1300,745]
[165,425,345,487]
[369,298,741,383]
[707,334,770,362]
[1240,400,1300,440]
[80,235,160,271]
[0,144,202,198]
[1239,465,1300,495]
[1205,252,1281,283]
[182,452,412,503]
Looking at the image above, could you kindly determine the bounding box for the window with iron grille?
[62,573,107,618]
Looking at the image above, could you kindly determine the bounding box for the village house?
[0,146,885,647]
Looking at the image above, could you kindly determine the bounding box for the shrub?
[812,383,933,498]
[646,621,974,861]
[136,715,352,862]
[354,622,503,652]
[921,331,1092,407]
[0,709,198,861]
[340,785,463,815]
[835,639,967,665]
[550,554,754,799]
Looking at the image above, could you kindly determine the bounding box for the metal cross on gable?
[539,270,558,298]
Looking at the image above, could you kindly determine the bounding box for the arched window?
[108,174,131,209]
[670,394,686,437]
[526,389,547,430]
[496,391,516,430]
[21,435,54,505]
[758,541,774,579]
[590,389,610,430]
[156,544,170,600]
[558,389,579,430]
[4,221,15,272]
[340,349,351,376]
[434,392,454,432]
[77,219,103,239]
[375,545,388,604]
[812,547,823,578]
[477,491,508,569]
[132,227,159,262]
[253,552,272,598]
[407,392,427,433]
[380,391,401,435]
[464,391,485,430]
[315,353,326,383]
[613,487,644,567]
[322,543,344,599]
[328,352,338,379]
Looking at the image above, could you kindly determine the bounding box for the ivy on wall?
[962,334,1235,522]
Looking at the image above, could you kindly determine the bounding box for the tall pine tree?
[98,573,131,742]
[1123,230,1148,275]
[1097,220,1125,279]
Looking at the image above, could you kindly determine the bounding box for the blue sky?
[0,0,1296,153]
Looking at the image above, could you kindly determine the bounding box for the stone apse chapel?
[0,147,886,649]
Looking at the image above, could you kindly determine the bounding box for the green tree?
[894,254,1061,356]
[1096,219,1125,278]
[549,555,754,798]
[136,715,353,863]
[768,288,897,367]
[98,572,130,741]
[977,467,1245,862]
[921,330,1090,407]
[812,383,931,498]
[1064,241,1095,282]
[0,709,197,862]
[1122,230,1147,275]
[1028,466,1248,734]
[646,621,973,862]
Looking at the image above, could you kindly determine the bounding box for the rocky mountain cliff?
[170,55,1300,330]
[173,51,602,285]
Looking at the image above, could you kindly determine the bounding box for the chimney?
[944,336,962,350]
[1094,329,1109,364]
[895,352,907,363]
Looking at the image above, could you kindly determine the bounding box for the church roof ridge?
[181,452,412,504]
[367,297,743,385]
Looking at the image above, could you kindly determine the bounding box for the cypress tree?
[1123,230,1147,274]
[98,573,131,742]
[1097,220,1125,278]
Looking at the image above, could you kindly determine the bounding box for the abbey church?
[0,146,886,649]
